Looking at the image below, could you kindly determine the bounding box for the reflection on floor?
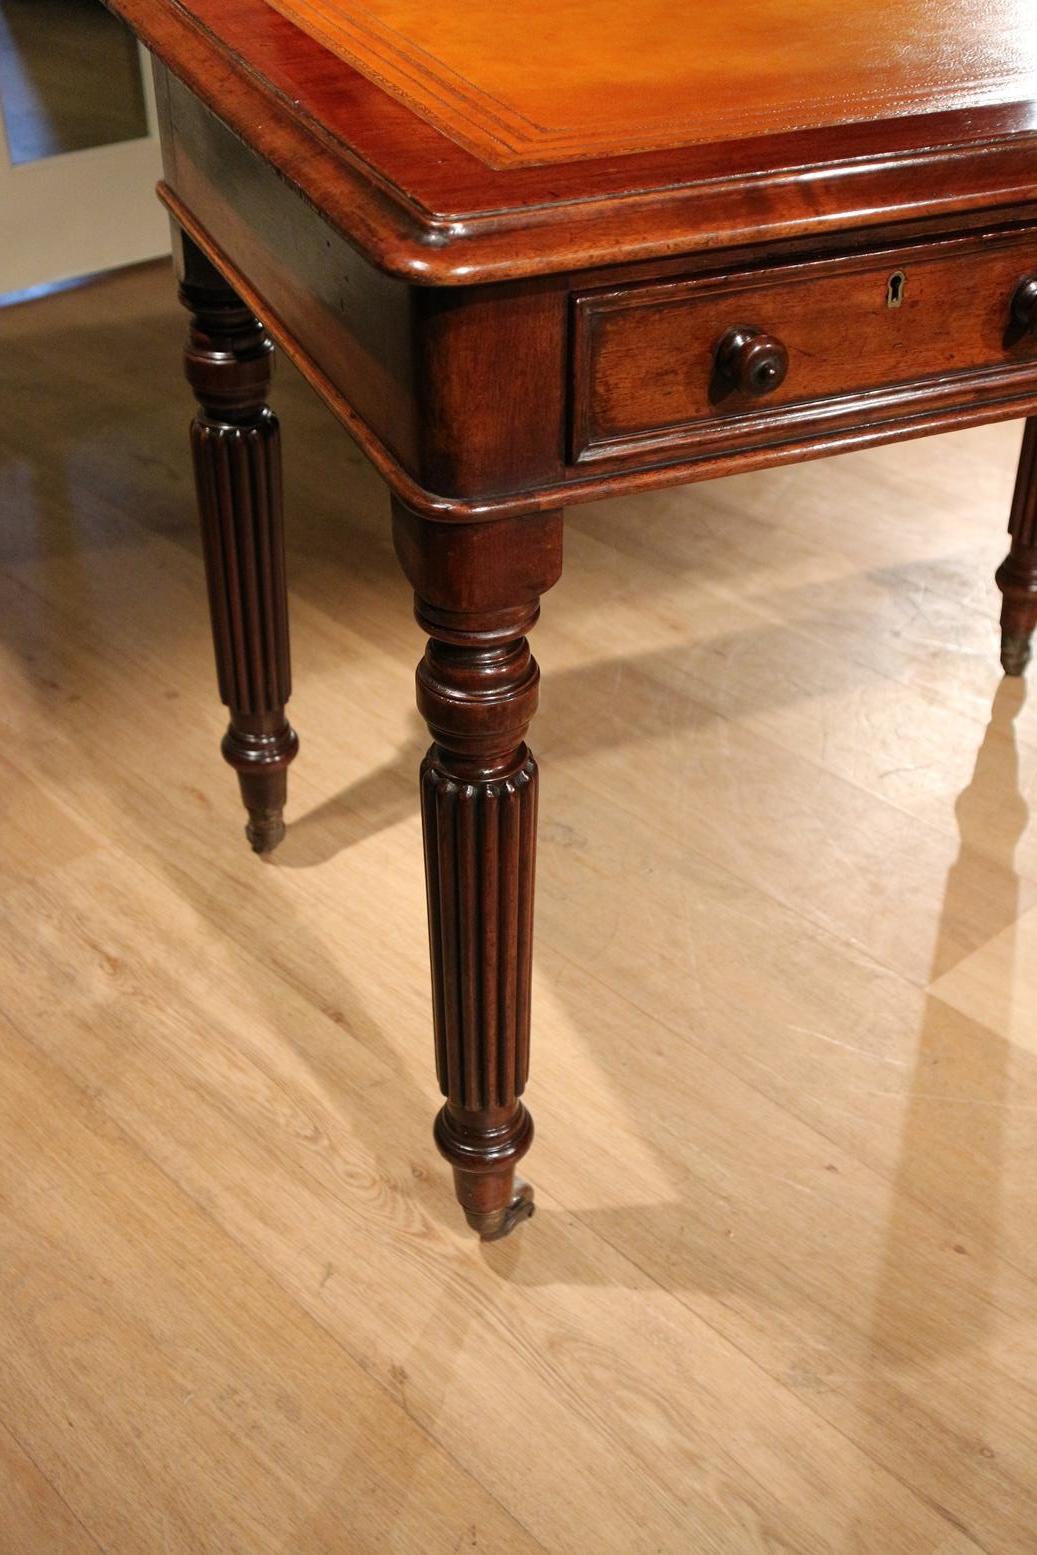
[2,259,1037,1553]
[0,0,146,165]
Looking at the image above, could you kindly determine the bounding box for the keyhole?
[887,270,906,309]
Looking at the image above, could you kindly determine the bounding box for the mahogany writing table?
[106,0,1037,1238]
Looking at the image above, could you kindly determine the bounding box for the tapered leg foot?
[435,1102,536,1240]
[176,230,297,851]
[393,500,564,1236]
[1000,630,1032,678]
[996,419,1037,680]
[241,779,287,853]
[222,716,299,852]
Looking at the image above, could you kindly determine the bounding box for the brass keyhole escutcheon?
[887,270,906,309]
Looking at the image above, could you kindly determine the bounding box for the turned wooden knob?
[1012,277,1037,336]
[714,325,789,397]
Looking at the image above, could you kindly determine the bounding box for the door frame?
[0,39,168,297]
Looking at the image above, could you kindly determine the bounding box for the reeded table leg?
[996,418,1037,677]
[392,499,564,1238]
[177,231,297,852]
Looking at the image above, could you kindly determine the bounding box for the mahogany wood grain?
[178,233,298,852]
[571,227,1037,470]
[154,74,569,504]
[96,0,1037,1234]
[163,181,1037,521]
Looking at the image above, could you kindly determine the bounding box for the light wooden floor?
[1,261,1036,1554]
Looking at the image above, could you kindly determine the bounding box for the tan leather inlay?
[263,0,1037,169]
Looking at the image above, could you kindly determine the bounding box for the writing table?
[105,0,1037,1237]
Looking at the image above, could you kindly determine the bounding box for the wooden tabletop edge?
[114,0,1037,284]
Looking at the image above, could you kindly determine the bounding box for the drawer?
[570,228,1037,468]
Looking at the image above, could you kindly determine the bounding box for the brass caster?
[246,811,286,853]
[464,1180,535,1241]
[1001,631,1032,678]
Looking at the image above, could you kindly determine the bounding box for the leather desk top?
[264,0,1037,169]
[109,0,1037,280]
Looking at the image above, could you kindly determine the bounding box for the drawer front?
[571,228,1037,468]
